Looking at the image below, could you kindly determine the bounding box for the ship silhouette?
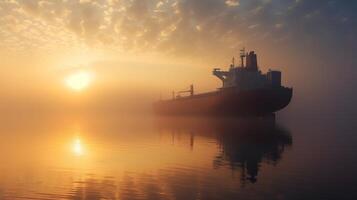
[154,49,292,116]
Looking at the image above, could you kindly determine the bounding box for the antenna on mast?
[240,48,245,67]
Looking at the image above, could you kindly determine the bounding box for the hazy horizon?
[1,1,357,199]
[1,0,357,117]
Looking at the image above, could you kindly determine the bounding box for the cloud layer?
[0,0,357,115]
[1,0,356,57]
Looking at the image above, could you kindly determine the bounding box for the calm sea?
[0,114,356,200]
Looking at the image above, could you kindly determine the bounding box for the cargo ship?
[153,49,292,116]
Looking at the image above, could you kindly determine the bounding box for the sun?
[65,71,92,91]
[72,138,84,156]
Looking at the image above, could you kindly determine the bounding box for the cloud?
[248,24,260,29]
[0,0,356,59]
[225,0,240,7]
[67,1,106,36]
[274,23,283,28]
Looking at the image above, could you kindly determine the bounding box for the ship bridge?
[213,50,282,91]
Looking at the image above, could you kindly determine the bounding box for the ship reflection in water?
[155,115,292,186]
[0,115,295,199]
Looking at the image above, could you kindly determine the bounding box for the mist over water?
[0,0,357,199]
[0,112,356,200]
[0,36,356,200]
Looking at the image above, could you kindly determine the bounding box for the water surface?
[0,114,356,200]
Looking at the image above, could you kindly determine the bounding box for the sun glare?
[65,71,92,91]
[72,138,84,156]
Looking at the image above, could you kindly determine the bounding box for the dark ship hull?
[153,87,292,116]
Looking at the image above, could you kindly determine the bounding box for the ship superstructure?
[213,49,282,91]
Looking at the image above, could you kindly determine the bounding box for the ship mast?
[240,48,245,67]
[177,84,194,97]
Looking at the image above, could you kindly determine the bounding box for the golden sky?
[0,0,356,114]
